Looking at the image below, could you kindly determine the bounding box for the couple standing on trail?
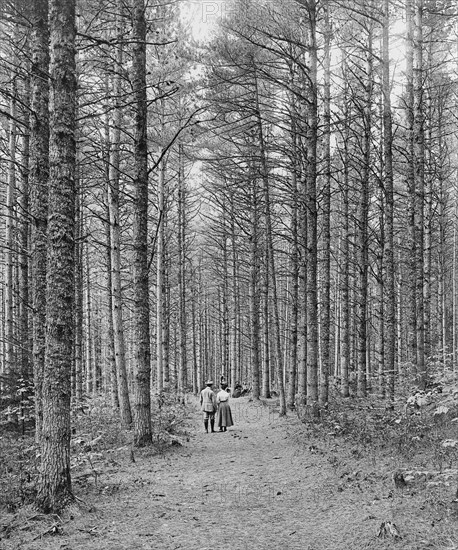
[200,380,234,433]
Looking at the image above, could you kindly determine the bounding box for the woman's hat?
[206,379,214,385]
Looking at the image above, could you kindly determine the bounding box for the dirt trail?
[3,397,439,550]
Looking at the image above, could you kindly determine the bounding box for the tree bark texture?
[36,0,76,513]
[131,0,152,446]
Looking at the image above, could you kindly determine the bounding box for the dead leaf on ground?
[377,521,402,540]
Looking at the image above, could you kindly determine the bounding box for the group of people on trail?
[200,380,234,433]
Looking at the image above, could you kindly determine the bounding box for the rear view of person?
[216,383,234,432]
[200,380,217,433]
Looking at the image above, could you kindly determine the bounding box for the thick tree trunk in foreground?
[36,0,77,513]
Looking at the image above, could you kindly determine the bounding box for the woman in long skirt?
[216,383,234,432]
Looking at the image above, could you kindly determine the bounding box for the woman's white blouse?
[217,390,230,403]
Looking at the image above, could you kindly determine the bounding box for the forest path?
[5,396,429,550]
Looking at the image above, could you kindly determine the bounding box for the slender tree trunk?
[406,0,417,367]
[356,27,373,398]
[397,237,405,370]
[105,191,119,408]
[319,0,331,408]
[221,197,230,384]
[438,165,446,371]
[253,70,286,414]
[382,0,395,402]
[85,244,93,395]
[109,0,132,426]
[297,164,307,404]
[132,0,152,445]
[156,157,165,392]
[19,76,31,384]
[230,191,238,389]
[36,0,77,513]
[377,233,385,397]
[261,237,270,398]
[191,279,198,394]
[164,244,171,387]
[454,220,457,374]
[74,180,83,403]
[287,135,298,409]
[177,143,187,394]
[413,0,426,388]
[340,110,350,398]
[340,48,351,397]
[424,84,432,364]
[92,296,101,392]
[304,1,319,412]
[5,80,17,400]
[249,163,261,399]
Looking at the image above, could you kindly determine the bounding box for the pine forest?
[0,0,458,548]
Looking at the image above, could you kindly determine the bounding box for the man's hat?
[206,379,214,385]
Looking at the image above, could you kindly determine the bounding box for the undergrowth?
[291,375,458,549]
[0,390,191,513]
[295,368,458,464]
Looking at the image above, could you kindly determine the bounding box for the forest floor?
[1,393,458,550]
